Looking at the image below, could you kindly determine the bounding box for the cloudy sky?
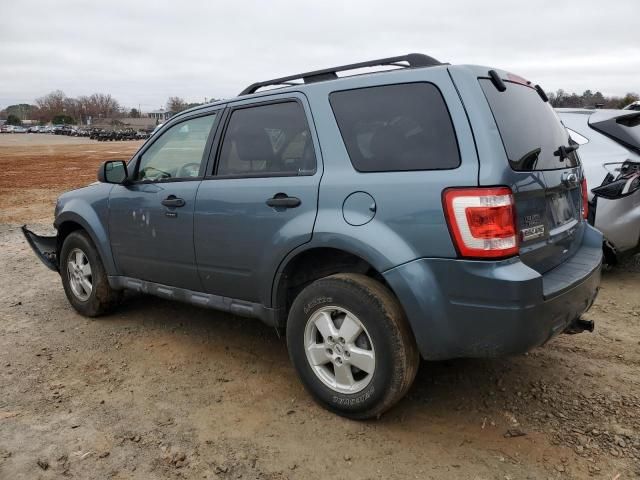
[1,0,638,111]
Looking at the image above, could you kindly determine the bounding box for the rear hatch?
[479,77,585,274]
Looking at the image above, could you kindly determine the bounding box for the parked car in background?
[557,109,640,263]
[23,54,602,419]
[12,126,28,133]
[623,101,640,111]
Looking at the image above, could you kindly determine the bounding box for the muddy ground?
[0,134,639,479]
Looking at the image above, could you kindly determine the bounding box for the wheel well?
[56,221,84,256]
[275,248,390,326]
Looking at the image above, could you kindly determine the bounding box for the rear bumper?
[21,226,59,272]
[384,225,603,360]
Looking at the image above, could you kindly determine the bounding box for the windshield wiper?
[553,144,579,161]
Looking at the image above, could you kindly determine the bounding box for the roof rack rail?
[239,53,444,96]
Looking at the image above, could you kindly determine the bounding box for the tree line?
[2,88,637,126]
[548,90,638,109]
[0,91,218,126]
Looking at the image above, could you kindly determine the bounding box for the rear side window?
[217,101,316,177]
[479,79,578,171]
[329,83,460,172]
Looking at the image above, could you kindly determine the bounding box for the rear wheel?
[60,230,121,317]
[286,273,419,419]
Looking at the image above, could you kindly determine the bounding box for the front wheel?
[286,273,419,419]
[60,230,121,317]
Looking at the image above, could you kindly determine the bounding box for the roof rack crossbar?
[239,53,443,95]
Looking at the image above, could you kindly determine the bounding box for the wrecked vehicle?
[558,109,640,263]
[23,53,602,419]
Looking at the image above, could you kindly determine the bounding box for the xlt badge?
[521,224,545,241]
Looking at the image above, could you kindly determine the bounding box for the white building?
[148,109,174,122]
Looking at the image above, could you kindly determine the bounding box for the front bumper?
[21,226,59,272]
[384,225,603,360]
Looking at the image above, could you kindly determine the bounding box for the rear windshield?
[480,79,579,171]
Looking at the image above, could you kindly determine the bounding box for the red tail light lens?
[581,177,588,220]
[443,187,518,259]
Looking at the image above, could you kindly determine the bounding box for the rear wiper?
[553,144,579,161]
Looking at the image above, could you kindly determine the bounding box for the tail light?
[443,187,518,259]
[581,177,588,219]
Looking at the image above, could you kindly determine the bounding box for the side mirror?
[98,160,128,184]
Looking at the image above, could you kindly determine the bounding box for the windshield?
[480,79,579,171]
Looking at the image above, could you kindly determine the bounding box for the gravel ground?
[1,134,639,479]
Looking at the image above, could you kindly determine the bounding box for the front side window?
[136,114,216,181]
[329,83,461,172]
[217,101,316,177]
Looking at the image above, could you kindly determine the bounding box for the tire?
[286,273,419,419]
[60,230,121,317]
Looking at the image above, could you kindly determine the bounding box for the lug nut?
[339,337,345,344]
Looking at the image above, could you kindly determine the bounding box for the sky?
[1,0,639,111]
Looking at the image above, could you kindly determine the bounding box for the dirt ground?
[1,134,639,479]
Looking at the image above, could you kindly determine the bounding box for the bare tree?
[35,90,67,122]
[167,96,188,113]
[88,93,121,118]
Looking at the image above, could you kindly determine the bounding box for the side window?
[137,114,216,181]
[217,101,316,177]
[329,83,460,172]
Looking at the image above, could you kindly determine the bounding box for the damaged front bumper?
[21,226,59,272]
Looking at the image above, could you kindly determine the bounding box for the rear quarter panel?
[298,66,479,273]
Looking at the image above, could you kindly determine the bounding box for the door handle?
[266,193,301,209]
[162,195,186,208]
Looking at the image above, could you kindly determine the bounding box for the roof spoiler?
[589,111,640,154]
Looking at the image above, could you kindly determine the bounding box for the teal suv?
[24,54,602,418]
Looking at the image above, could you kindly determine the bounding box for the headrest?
[231,125,274,163]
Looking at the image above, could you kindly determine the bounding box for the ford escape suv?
[23,54,602,419]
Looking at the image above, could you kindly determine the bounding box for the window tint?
[137,114,216,181]
[329,83,460,172]
[479,79,579,171]
[217,102,316,177]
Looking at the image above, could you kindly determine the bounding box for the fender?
[54,191,118,276]
[268,223,421,309]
